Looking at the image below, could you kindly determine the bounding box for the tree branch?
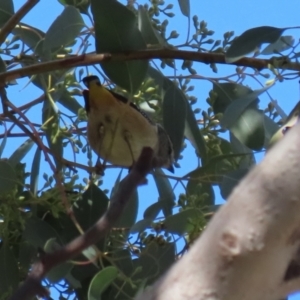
[9,147,154,300]
[136,123,300,300]
[0,0,39,46]
[0,49,298,83]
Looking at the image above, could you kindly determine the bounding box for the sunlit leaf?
[226,26,285,63]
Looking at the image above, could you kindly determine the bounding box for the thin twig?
[0,0,40,46]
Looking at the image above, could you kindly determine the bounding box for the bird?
[268,101,300,149]
[82,75,174,172]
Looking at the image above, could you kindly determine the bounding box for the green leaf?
[163,84,187,160]
[0,0,14,28]
[135,242,175,284]
[44,238,73,283]
[263,115,279,147]
[112,169,138,229]
[74,183,109,231]
[261,35,294,55]
[88,266,118,300]
[220,168,249,199]
[42,100,63,170]
[57,89,83,115]
[8,139,34,166]
[185,100,207,161]
[221,85,272,129]
[212,82,258,115]
[0,56,6,73]
[178,0,190,17]
[13,24,45,55]
[30,147,41,195]
[0,241,19,295]
[43,5,84,52]
[0,160,17,193]
[164,209,198,235]
[186,152,246,183]
[144,201,164,220]
[130,218,152,233]
[186,181,215,206]
[138,5,165,46]
[230,108,265,151]
[114,189,138,228]
[226,26,285,63]
[23,217,60,248]
[58,0,90,14]
[0,130,7,158]
[153,168,175,217]
[230,133,255,168]
[91,0,148,93]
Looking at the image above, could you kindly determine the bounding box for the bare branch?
[0,50,298,83]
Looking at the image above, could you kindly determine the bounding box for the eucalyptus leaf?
[163,84,187,160]
[221,85,272,129]
[8,139,34,166]
[0,160,17,194]
[153,168,175,217]
[220,168,249,199]
[0,0,14,28]
[30,147,41,195]
[226,26,286,63]
[164,209,198,235]
[230,108,265,151]
[88,267,118,300]
[0,241,19,295]
[91,0,148,93]
[178,0,190,17]
[44,6,84,52]
[185,100,207,161]
[261,35,294,55]
[138,5,165,46]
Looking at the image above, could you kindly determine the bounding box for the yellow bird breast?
[87,99,158,167]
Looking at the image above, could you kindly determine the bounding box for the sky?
[4,0,300,299]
